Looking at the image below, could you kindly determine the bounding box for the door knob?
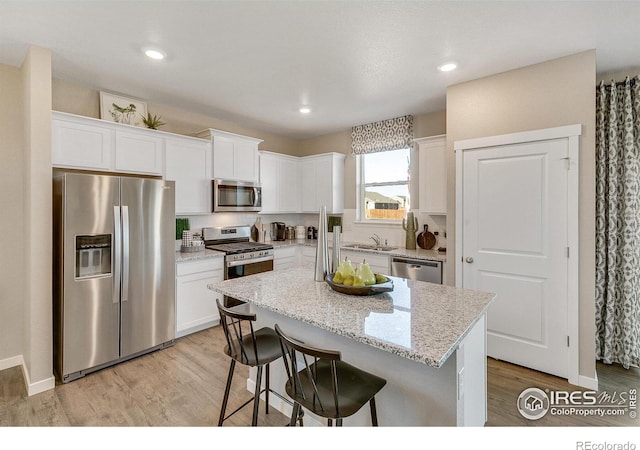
[465,256,474,264]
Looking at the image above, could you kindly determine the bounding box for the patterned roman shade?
[351,115,414,155]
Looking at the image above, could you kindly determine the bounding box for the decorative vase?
[331,225,342,274]
[402,211,418,250]
[314,206,330,281]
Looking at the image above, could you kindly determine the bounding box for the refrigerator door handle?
[122,205,130,302]
[113,206,122,304]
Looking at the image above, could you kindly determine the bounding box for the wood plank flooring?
[0,325,637,427]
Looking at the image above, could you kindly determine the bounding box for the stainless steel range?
[203,226,274,307]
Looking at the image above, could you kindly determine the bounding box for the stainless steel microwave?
[212,179,262,212]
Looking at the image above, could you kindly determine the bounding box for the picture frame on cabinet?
[99,91,147,127]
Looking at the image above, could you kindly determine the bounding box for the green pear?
[360,262,376,285]
[353,275,365,287]
[337,258,355,278]
[375,273,388,284]
[333,272,344,284]
[343,275,354,286]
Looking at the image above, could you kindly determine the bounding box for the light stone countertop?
[175,248,225,263]
[208,266,494,368]
[270,239,447,262]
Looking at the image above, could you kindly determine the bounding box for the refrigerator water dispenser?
[75,234,111,279]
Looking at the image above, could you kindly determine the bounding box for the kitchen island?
[208,267,495,426]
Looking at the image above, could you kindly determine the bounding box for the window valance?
[351,115,414,155]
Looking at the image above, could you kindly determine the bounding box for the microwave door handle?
[113,206,121,304]
[252,187,258,206]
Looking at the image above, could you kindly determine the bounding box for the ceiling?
[1,1,639,140]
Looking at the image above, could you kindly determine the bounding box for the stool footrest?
[220,387,302,424]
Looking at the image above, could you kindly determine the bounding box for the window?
[358,148,410,221]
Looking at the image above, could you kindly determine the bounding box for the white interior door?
[459,138,569,378]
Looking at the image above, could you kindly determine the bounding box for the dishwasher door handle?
[392,258,440,268]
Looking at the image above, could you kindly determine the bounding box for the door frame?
[454,124,582,387]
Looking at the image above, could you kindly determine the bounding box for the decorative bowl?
[325,273,394,296]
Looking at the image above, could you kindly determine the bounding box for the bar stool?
[216,300,296,426]
[275,324,387,426]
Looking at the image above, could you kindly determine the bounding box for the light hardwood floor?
[0,325,637,427]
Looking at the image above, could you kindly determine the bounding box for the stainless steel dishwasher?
[391,257,442,284]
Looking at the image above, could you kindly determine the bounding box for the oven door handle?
[226,255,274,268]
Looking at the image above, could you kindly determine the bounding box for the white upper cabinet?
[164,136,212,215]
[259,152,278,213]
[197,128,263,183]
[259,151,300,214]
[52,111,164,176]
[416,135,447,215]
[52,114,113,170]
[300,152,345,214]
[278,155,300,212]
[114,130,164,175]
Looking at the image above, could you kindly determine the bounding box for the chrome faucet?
[370,234,381,247]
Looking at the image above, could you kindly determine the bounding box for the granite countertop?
[270,239,447,262]
[175,248,225,262]
[208,267,494,368]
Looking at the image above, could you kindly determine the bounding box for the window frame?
[356,149,411,224]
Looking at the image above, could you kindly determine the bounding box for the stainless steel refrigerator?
[53,171,176,383]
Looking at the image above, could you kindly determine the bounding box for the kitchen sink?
[343,243,398,252]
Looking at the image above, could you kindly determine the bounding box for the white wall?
[21,46,54,391]
[0,63,25,364]
[446,50,596,381]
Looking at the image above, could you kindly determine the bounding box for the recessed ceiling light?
[299,107,311,114]
[145,49,166,60]
[438,62,457,72]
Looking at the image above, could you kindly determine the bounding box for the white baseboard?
[0,354,55,396]
[577,373,599,391]
[246,378,323,427]
[0,355,23,371]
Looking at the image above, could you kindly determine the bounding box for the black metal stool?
[275,323,387,426]
[216,300,299,426]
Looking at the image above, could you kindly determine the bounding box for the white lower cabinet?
[341,250,390,276]
[274,246,299,271]
[175,258,224,338]
[301,246,316,266]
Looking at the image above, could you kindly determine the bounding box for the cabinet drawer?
[176,258,224,276]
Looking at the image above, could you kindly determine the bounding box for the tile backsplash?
[177,209,446,250]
